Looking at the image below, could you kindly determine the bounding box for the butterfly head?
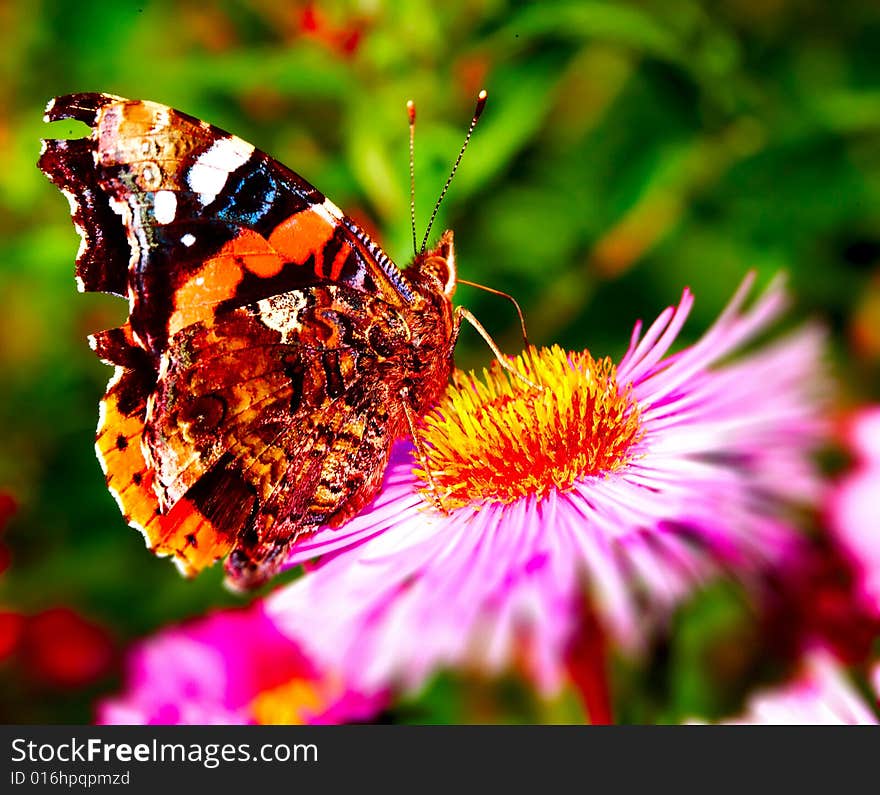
[411,229,457,299]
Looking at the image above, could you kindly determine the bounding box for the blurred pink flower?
[829,407,880,615]
[99,603,385,725]
[267,275,827,697]
[709,652,878,725]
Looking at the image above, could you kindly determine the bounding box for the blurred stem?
[565,606,613,725]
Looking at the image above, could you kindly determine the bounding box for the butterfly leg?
[454,306,543,391]
[400,389,449,515]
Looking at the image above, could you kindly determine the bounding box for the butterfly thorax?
[398,230,458,413]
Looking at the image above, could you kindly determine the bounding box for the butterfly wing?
[146,286,412,585]
[39,93,417,352]
[91,323,238,573]
[40,93,439,585]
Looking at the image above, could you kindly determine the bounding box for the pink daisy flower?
[266,274,827,712]
[829,407,880,615]
[704,652,878,725]
[98,603,385,725]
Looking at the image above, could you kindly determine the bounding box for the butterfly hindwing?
[143,284,415,584]
[91,323,236,573]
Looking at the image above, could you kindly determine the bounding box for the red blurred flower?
[0,493,16,578]
[0,610,24,662]
[829,408,880,614]
[299,2,363,57]
[761,538,880,666]
[20,608,115,688]
[454,54,491,101]
[0,492,15,532]
[760,406,880,665]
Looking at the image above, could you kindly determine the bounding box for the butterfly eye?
[418,253,456,298]
[423,258,453,294]
[419,230,456,296]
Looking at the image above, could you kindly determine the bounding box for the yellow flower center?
[249,678,327,725]
[416,345,642,509]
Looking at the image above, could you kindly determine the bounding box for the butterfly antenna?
[420,89,488,254]
[407,99,418,258]
[457,278,531,349]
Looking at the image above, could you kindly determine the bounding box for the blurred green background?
[1,0,879,723]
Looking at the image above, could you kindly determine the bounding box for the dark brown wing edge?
[38,93,130,296]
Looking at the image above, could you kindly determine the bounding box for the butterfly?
[39,92,502,589]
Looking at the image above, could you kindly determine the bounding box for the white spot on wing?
[181,233,196,247]
[108,196,127,218]
[312,204,338,227]
[350,269,366,290]
[152,108,171,133]
[75,229,88,262]
[107,195,142,301]
[156,355,170,383]
[106,365,124,391]
[256,293,308,343]
[321,198,344,220]
[187,136,254,206]
[153,190,177,224]
[60,187,79,217]
[43,97,56,122]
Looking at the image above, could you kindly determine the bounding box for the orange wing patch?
[166,212,344,338]
[96,366,234,575]
[167,230,284,337]
[228,228,286,278]
[268,208,336,267]
[327,245,349,281]
[152,495,234,575]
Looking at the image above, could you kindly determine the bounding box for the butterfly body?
[40,93,458,587]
